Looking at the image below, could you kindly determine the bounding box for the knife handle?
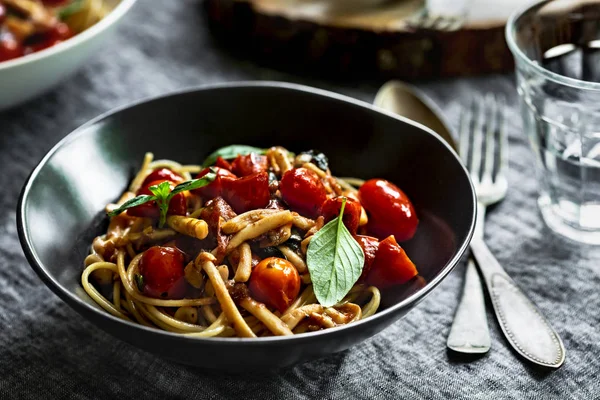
[470,237,566,368]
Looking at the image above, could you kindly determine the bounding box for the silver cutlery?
[452,94,566,368]
[373,82,566,368]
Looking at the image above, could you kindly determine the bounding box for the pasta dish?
[0,0,110,62]
[82,145,420,338]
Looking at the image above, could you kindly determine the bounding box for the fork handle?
[447,258,491,354]
[470,238,566,368]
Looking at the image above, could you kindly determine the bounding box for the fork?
[406,0,470,32]
[447,94,566,368]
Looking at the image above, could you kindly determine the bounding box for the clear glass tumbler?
[507,0,600,244]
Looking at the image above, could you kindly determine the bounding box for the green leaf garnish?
[149,181,172,199]
[106,173,216,227]
[170,172,216,195]
[202,145,266,167]
[306,198,365,307]
[107,195,155,217]
[57,0,85,20]
[134,274,144,292]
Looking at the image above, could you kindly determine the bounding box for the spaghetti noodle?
[82,146,420,338]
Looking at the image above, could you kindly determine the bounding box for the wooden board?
[204,0,530,80]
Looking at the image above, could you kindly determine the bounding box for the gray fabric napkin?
[0,1,598,398]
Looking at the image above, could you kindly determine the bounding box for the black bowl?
[17,82,475,370]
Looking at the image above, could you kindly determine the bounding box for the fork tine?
[469,95,485,182]
[482,94,497,183]
[458,100,472,164]
[496,95,508,177]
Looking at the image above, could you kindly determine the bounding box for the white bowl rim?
[0,0,137,72]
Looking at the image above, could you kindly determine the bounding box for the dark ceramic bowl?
[18,82,475,370]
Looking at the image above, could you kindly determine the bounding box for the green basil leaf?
[156,199,169,228]
[202,145,266,167]
[306,198,365,307]
[149,181,172,199]
[57,0,85,20]
[169,172,216,196]
[107,195,155,217]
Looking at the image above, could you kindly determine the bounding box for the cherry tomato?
[127,179,187,219]
[366,236,417,289]
[0,34,23,62]
[222,171,270,214]
[358,179,418,242]
[248,257,301,312]
[142,168,183,188]
[321,196,361,234]
[280,168,327,218]
[231,153,268,177]
[215,156,232,170]
[192,167,237,200]
[139,246,187,299]
[354,235,379,281]
[23,23,72,54]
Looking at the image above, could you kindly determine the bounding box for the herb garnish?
[107,172,216,227]
[202,145,266,167]
[306,197,365,307]
[134,274,144,292]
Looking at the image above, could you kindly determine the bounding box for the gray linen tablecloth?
[1,1,599,398]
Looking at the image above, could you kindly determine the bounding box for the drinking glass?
[507,0,600,244]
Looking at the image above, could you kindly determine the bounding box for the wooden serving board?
[204,0,531,80]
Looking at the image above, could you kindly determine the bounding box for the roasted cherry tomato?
[142,168,183,188]
[139,246,187,299]
[192,167,237,200]
[127,179,187,219]
[0,34,23,62]
[248,257,301,312]
[354,235,379,281]
[366,236,417,288]
[23,23,72,54]
[358,179,418,242]
[321,196,362,234]
[231,153,268,177]
[280,168,327,218]
[215,156,232,170]
[222,171,270,214]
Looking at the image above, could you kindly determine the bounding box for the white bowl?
[0,0,137,110]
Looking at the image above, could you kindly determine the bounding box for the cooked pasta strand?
[119,252,215,307]
[233,243,252,282]
[226,211,293,253]
[222,209,280,234]
[81,262,131,321]
[281,304,323,330]
[239,297,293,336]
[129,152,153,192]
[174,306,199,324]
[199,253,256,338]
[278,246,307,273]
[167,215,208,240]
[303,162,327,178]
[291,213,315,231]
